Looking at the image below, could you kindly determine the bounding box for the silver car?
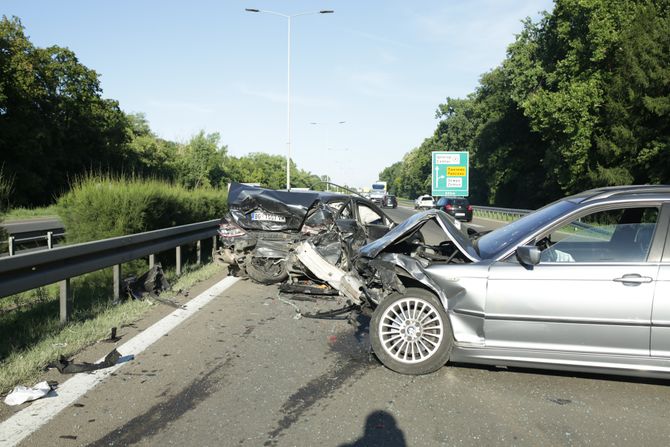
[414,194,435,210]
[353,185,670,378]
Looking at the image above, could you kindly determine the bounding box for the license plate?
[251,212,286,223]
[456,212,465,217]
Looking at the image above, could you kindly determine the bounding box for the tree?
[125,113,178,180]
[0,16,130,206]
[176,131,226,188]
[378,0,670,207]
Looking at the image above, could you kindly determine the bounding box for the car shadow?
[448,362,670,386]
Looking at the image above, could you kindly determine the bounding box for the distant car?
[414,195,435,210]
[384,195,398,209]
[436,197,473,222]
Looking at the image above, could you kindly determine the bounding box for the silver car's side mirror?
[516,245,541,266]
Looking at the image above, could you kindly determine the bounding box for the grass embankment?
[3,205,59,221]
[0,262,226,394]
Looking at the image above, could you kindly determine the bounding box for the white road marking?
[0,276,240,447]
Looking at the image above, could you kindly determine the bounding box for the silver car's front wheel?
[371,288,452,375]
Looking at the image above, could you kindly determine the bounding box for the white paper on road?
[4,382,53,406]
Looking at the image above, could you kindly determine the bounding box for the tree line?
[0,16,324,209]
[380,0,669,209]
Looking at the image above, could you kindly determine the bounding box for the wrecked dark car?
[217,182,394,285]
[303,185,670,380]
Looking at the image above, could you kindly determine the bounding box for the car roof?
[569,185,670,203]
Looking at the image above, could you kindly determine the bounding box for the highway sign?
[432,151,469,197]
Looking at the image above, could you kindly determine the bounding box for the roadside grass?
[3,205,60,221]
[0,262,225,395]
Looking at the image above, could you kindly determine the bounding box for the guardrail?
[4,230,66,255]
[397,198,532,219]
[0,219,220,322]
[473,205,532,221]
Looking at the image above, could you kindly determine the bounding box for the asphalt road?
[1,218,63,236]
[7,207,670,446]
[14,275,670,446]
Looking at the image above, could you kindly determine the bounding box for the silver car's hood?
[357,209,481,262]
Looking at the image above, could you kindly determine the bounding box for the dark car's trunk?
[227,182,322,231]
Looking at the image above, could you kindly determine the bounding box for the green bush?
[58,175,227,243]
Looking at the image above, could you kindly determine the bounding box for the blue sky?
[4,0,554,189]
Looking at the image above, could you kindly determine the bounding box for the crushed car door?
[485,205,660,357]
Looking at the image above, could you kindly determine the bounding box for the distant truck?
[369,181,388,206]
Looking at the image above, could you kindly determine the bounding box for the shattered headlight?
[218,222,246,238]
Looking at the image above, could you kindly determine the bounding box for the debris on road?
[103,327,121,343]
[4,381,55,406]
[122,264,170,302]
[49,348,124,374]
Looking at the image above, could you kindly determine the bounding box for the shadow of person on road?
[339,410,407,447]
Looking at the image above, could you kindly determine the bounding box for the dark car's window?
[476,199,578,259]
[539,206,659,263]
[357,203,384,225]
[327,199,353,220]
[436,197,468,207]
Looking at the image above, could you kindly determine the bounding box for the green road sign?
[432,151,469,197]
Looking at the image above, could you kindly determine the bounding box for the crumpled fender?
[372,253,448,306]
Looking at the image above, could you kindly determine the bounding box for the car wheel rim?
[378,297,444,364]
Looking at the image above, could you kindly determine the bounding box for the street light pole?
[245,8,334,191]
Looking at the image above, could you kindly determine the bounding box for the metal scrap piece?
[294,241,364,304]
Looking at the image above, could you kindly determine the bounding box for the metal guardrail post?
[47,231,54,249]
[8,236,14,256]
[176,246,182,276]
[113,264,122,302]
[211,236,217,260]
[196,240,202,265]
[59,279,70,323]
[149,254,155,269]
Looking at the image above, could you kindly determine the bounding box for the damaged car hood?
[358,209,481,262]
[227,182,324,231]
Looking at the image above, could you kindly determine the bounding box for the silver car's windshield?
[475,199,579,259]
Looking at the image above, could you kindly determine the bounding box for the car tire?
[245,256,288,284]
[370,288,453,375]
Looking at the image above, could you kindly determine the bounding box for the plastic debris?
[50,349,122,374]
[122,264,171,302]
[4,381,54,406]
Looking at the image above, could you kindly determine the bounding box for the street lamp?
[245,8,334,190]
